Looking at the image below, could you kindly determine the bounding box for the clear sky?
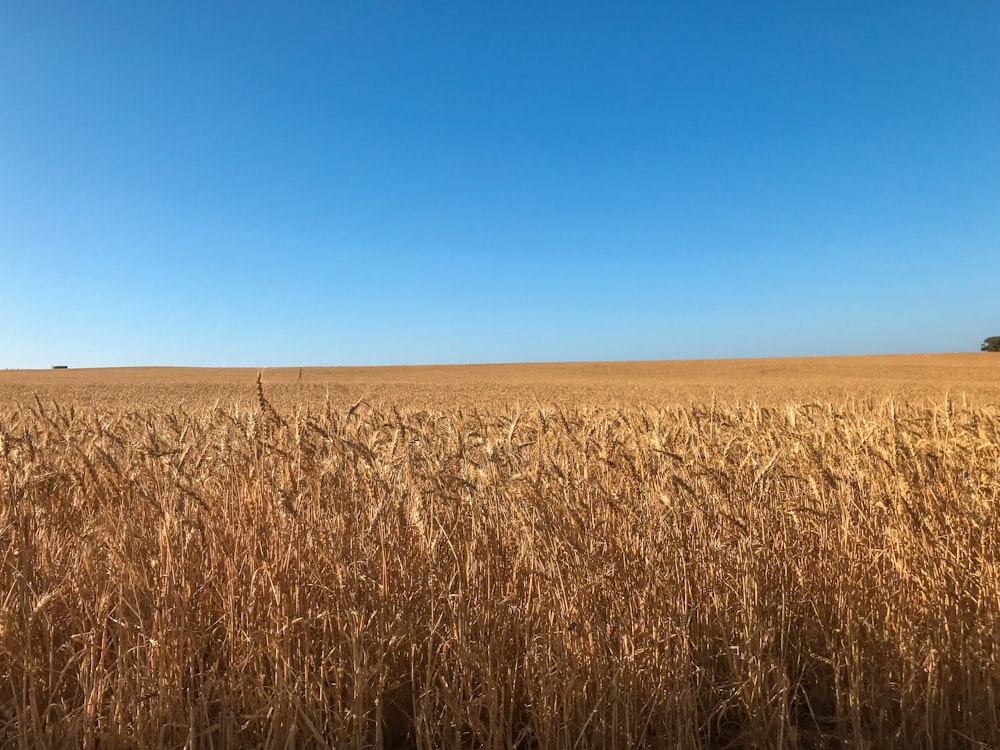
[3,2,998,368]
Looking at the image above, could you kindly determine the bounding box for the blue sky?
[2,2,997,367]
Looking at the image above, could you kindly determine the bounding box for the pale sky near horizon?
[2,2,998,368]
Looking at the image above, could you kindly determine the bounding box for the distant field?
[2,354,999,748]
[2,353,998,409]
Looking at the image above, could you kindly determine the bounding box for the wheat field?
[1,355,999,748]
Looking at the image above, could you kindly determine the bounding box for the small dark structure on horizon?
[52,365,69,369]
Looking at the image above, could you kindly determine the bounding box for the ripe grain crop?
[1,358,999,748]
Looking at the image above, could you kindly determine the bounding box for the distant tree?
[982,336,1000,352]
